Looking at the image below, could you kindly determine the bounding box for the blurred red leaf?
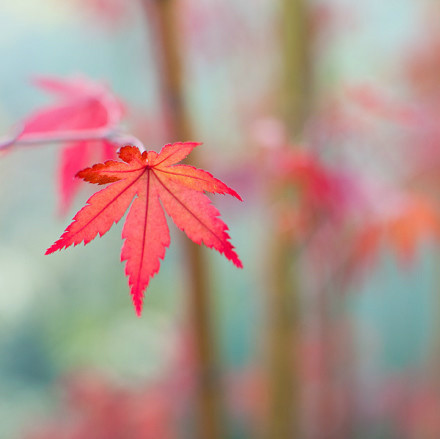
[76,0,130,26]
[24,372,179,439]
[346,84,419,125]
[353,195,440,266]
[58,140,116,215]
[19,76,123,140]
[273,148,358,240]
[17,76,124,213]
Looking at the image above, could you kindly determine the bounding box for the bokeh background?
[1,0,440,438]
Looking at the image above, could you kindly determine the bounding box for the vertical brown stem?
[266,237,299,439]
[143,1,223,438]
[280,0,311,139]
[145,0,191,141]
[315,275,357,439]
[186,240,223,439]
[266,0,311,438]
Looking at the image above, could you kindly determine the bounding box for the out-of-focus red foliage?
[19,76,123,140]
[226,367,267,435]
[405,6,440,105]
[352,195,440,266]
[58,139,116,214]
[346,85,419,126]
[24,372,179,439]
[380,376,440,439]
[178,0,258,62]
[17,76,124,213]
[276,149,354,221]
[344,20,440,267]
[74,0,132,27]
[402,388,440,439]
[268,144,373,282]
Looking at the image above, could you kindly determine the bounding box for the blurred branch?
[280,0,311,138]
[143,1,224,439]
[0,127,146,153]
[266,0,311,438]
[0,126,115,150]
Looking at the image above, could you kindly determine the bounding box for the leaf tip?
[131,288,144,317]
[232,190,243,201]
[235,259,244,269]
[134,301,143,317]
[45,243,61,255]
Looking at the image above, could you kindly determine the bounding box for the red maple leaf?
[46,142,243,316]
[17,76,124,213]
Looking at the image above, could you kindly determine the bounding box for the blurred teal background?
[0,1,439,438]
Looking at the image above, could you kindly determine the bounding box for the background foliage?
[1,1,439,438]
